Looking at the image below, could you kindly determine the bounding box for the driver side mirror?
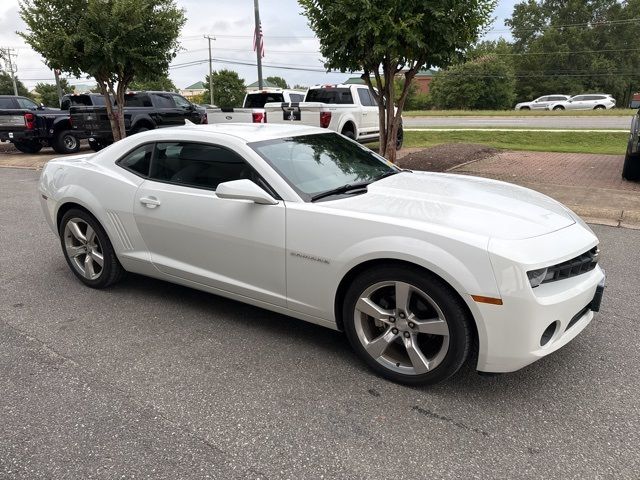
[37,103,45,110]
[216,179,278,205]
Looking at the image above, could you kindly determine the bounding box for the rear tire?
[553,105,565,111]
[59,209,126,289]
[622,140,640,181]
[13,140,43,154]
[341,126,355,140]
[132,126,151,135]
[342,265,471,386]
[396,124,404,150]
[52,130,80,154]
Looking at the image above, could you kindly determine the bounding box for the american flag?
[253,22,265,58]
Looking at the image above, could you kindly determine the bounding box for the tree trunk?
[97,79,121,142]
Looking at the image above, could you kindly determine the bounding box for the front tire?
[52,130,80,154]
[59,209,125,288]
[519,106,530,110]
[13,140,43,154]
[553,105,565,111]
[342,265,472,385]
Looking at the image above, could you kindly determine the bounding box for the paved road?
[1,168,639,479]
[404,115,633,129]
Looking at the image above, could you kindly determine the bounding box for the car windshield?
[249,132,399,201]
[244,93,285,108]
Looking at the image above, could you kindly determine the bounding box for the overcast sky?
[0,0,517,91]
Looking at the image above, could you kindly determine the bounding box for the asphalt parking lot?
[1,168,639,479]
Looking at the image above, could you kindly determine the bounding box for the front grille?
[542,247,599,284]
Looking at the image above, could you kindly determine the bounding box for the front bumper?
[475,265,604,373]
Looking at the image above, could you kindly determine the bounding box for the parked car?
[546,94,616,111]
[629,92,640,109]
[206,88,306,124]
[38,123,605,385]
[70,91,206,151]
[263,84,401,147]
[0,93,104,154]
[623,110,640,181]
[514,95,570,110]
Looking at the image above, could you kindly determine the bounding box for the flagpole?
[253,0,263,89]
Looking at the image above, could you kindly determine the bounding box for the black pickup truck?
[0,94,99,154]
[70,91,206,150]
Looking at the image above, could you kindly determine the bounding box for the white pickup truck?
[207,89,305,124]
[263,84,402,147]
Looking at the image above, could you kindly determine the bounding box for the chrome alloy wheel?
[354,281,450,375]
[63,133,78,150]
[63,218,104,280]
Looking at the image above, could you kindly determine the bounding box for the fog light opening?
[540,321,559,347]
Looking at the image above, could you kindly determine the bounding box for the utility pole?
[203,35,216,105]
[54,69,63,106]
[253,0,263,89]
[3,48,19,96]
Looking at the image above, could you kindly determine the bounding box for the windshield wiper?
[375,169,402,181]
[311,181,371,202]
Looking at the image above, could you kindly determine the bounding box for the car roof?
[145,123,329,143]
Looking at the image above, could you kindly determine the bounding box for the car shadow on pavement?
[104,272,590,401]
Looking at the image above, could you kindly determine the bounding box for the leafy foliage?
[34,79,73,107]
[299,0,494,162]
[19,0,186,140]
[0,71,31,96]
[266,76,289,89]
[505,0,640,105]
[203,70,246,108]
[429,57,516,110]
[129,74,177,92]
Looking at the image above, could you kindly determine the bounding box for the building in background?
[180,81,206,99]
[246,79,279,91]
[344,69,436,94]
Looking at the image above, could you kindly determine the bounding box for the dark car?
[70,91,207,151]
[0,94,102,154]
[623,111,640,181]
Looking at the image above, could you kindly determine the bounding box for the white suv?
[547,94,616,111]
[514,95,569,110]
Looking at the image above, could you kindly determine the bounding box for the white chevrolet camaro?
[39,124,605,385]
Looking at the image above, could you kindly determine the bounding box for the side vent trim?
[106,210,133,251]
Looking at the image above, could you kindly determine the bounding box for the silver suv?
[546,94,616,111]
[514,95,569,110]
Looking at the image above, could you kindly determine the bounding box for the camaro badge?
[290,251,330,264]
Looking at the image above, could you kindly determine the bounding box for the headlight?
[527,268,553,288]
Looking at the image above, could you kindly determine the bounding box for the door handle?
[140,196,161,208]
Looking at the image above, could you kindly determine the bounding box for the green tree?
[203,70,246,108]
[0,71,31,96]
[292,84,307,90]
[266,76,289,89]
[430,56,516,109]
[34,79,73,107]
[129,73,177,92]
[299,0,494,162]
[505,0,640,104]
[19,0,186,141]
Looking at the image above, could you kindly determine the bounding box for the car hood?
[322,171,575,240]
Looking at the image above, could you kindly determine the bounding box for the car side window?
[152,94,176,108]
[0,98,15,108]
[537,96,548,102]
[357,88,376,107]
[572,96,585,101]
[172,94,191,108]
[17,97,39,109]
[149,142,257,190]
[117,143,154,176]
